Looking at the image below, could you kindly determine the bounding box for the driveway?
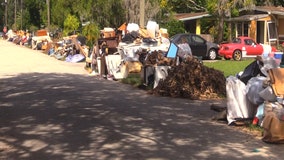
[0,40,283,160]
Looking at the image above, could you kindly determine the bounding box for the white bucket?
[147,21,158,38]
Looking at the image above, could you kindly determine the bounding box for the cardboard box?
[36,30,48,36]
[103,31,115,38]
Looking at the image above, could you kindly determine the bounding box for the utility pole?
[5,0,7,27]
[139,0,145,29]
[46,0,50,30]
[20,0,22,30]
[14,0,17,30]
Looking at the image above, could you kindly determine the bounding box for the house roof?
[240,6,284,16]
[174,6,284,22]
[174,12,210,21]
[254,6,284,15]
[228,14,269,21]
[228,6,284,21]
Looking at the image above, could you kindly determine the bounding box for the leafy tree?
[164,19,185,37]
[123,0,161,27]
[162,0,206,13]
[6,0,284,44]
[145,0,161,24]
[72,0,93,24]
[26,0,46,29]
[63,14,80,36]
[50,0,72,28]
[206,0,255,43]
[82,22,100,46]
[93,0,125,28]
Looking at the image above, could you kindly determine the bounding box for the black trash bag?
[143,38,157,46]
[130,31,139,39]
[36,42,43,50]
[77,35,87,46]
[280,54,284,66]
[238,59,265,84]
[121,31,139,44]
[122,34,135,43]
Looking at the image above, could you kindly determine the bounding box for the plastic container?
[252,117,259,125]
[262,44,271,58]
[274,52,283,59]
[147,21,159,38]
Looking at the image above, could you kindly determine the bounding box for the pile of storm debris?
[4,23,226,100]
[152,58,226,99]
[138,50,227,100]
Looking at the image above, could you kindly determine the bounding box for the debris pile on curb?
[152,57,226,100]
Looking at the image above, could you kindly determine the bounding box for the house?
[228,6,284,46]
[174,12,210,34]
[174,12,215,42]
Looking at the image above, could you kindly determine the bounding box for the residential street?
[0,39,283,160]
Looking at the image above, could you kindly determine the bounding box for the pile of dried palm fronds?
[152,57,226,100]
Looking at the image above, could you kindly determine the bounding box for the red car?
[219,36,264,61]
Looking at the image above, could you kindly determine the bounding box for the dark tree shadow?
[0,73,282,160]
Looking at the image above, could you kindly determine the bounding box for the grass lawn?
[203,58,255,77]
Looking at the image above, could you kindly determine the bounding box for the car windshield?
[232,38,241,44]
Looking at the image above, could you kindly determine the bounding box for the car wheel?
[233,50,242,61]
[208,49,217,60]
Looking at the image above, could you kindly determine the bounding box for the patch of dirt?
[233,125,263,139]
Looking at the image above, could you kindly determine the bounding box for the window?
[178,36,190,44]
[236,22,249,37]
[232,38,241,44]
[192,35,204,43]
[267,22,277,41]
[244,39,255,45]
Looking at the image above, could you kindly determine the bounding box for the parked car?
[219,36,264,61]
[170,33,219,60]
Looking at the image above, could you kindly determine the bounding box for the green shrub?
[63,14,80,36]
[165,19,186,37]
[82,22,100,47]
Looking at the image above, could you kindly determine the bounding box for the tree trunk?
[217,15,224,43]
[228,21,232,42]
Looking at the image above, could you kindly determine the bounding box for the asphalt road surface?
[0,40,283,160]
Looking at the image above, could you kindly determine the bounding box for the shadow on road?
[0,73,278,160]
